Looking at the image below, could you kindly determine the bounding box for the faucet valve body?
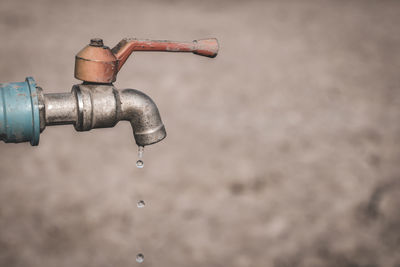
[47,83,166,146]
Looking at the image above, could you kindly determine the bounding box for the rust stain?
[74,38,218,83]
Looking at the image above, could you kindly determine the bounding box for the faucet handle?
[111,38,219,71]
[74,37,219,84]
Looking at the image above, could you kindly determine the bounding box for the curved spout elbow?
[119,88,166,146]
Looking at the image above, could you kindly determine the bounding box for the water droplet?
[138,146,144,159]
[137,200,145,208]
[136,146,145,168]
[136,253,144,263]
[136,160,144,168]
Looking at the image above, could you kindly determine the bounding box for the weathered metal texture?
[74,37,219,83]
[0,36,218,146]
[43,84,166,146]
[74,39,118,83]
[0,79,165,146]
[44,92,77,125]
[0,77,40,145]
[112,38,219,71]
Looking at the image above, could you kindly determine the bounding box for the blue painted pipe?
[0,77,40,146]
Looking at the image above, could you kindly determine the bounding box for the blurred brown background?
[0,0,400,266]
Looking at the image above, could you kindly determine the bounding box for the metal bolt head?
[90,38,104,47]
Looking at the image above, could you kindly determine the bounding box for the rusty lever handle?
[75,37,219,83]
[111,38,219,71]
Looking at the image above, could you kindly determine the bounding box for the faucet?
[0,37,219,146]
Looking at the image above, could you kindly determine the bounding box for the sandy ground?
[0,0,400,266]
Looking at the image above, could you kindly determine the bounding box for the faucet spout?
[119,88,166,146]
[42,83,166,147]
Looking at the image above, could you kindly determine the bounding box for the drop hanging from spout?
[136,145,144,169]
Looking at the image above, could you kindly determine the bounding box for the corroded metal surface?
[112,38,219,70]
[74,37,219,83]
[74,39,119,83]
[1,36,217,145]
[0,77,40,145]
[43,84,166,146]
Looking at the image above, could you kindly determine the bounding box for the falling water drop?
[136,253,144,263]
[136,146,144,168]
[138,146,144,158]
[136,160,144,168]
[137,200,145,208]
